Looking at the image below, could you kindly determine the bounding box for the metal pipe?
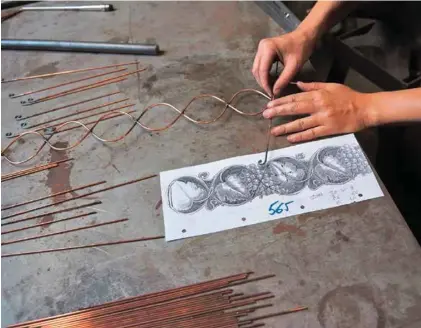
[21,4,114,11]
[2,39,160,56]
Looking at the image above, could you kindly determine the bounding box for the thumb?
[297,81,329,92]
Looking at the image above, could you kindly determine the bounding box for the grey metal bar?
[1,39,160,56]
[21,4,114,12]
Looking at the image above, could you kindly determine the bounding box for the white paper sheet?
[160,134,384,241]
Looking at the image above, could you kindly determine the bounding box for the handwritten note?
[160,134,384,241]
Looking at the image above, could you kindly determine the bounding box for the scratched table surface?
[1,2,421,327]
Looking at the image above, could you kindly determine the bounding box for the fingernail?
[287,135,296,142]
[267,101,273,108]
[262,110,271,119]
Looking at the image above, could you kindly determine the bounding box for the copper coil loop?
[2,89,270,165]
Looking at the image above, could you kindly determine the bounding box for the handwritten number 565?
[268,201,294,216]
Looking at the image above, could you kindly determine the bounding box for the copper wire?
[14,91,121,121]
[1,158,72,181]
[24,68,146,105]
[1,201,102,227]
[1,211,97,235]
[22,77,127,106]
[2,89,270,164]
[2,235,164,258]
[23,98,131,130]
[237,306,309,324]
[2,218,128,246]
[1,175,157,220]
[1,180,106,211]
[9,68,127,99]
[2,61,140,83]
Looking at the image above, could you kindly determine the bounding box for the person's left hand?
[262,82,372,143]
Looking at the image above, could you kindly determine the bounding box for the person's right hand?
[252,29,317,97]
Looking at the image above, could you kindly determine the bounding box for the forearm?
[363,88,421,126]
[297,1,358,40]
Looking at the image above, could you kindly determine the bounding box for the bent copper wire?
[1,211,97,235]
[22,98,131,130]
[2,218,128,246]
[1,175,157,220]
[1,201,102,227]
[24,68,146,105]
[2,89,270,164]
[2,235,164,258]
[9,68,127,99]
[1,180,106,211]
[6,105,136,140]
[2,61,140,83]
[45,109,137,135]
[14,91,121,122]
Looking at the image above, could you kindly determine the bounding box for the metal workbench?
[1,2,421,327]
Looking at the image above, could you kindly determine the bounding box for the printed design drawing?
[167,144,371,214]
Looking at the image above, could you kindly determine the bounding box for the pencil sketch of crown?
[167,144,371,214]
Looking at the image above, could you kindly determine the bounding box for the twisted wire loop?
[1,89,270,165]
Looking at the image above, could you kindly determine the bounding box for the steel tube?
[21,4,114,11]
[2,39,160,55]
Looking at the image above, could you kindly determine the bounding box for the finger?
[259,54,276,96]
[252,53,262,87]
[263,101,316,118]
[297,81,329,92]
[273,60,298,96]
[271,116,318,136]
[267,91,317,107]
[287,126,331,143]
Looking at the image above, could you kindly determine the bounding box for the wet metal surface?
[1,2,421,328]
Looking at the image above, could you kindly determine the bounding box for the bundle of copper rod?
[1,158,72,181]
[7,272,308,328]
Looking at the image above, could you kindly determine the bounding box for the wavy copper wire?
[1,89,270,165]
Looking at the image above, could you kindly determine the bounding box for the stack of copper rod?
[1,158,72,181]
[7,273,308,328]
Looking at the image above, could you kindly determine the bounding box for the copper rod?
[237,306,309,323]
[2,235,164,258]
[227,304,274,316]
[1,163,57,181]
[62,293,231,328]
[15,91,121,121]
[2,61,140,83]
[10,68,127,99]
[228,274,276,287]
[27,68,145,104]
[239,324,265,328]
[2,88,269,164]
[24,98,131,129]
[22,77,127,106]
[1,174,157,220]
[9,273,250,328]
[1,158,70,178]
[1,211,97,235]
[1,158,72,181]
[2,218,128,246]
[1,201,102,227]
[229,292,272,302]
[46,109,136,135]
[41,288,232,328]
[1,180,106,211]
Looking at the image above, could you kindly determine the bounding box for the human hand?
[263,82,372,143]
[252,29,316,97]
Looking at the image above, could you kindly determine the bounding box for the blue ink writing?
[268,200,294,216]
